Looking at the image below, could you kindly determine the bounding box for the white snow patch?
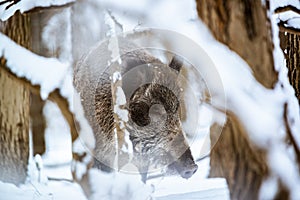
[259,176,278,200]
[115,86,127,105]
[112,71,122,83]
[42,8,73,63]
[72,91,96,150]
[42,101,72,166]
[285,17,300,29]
[88,169,153,200]
[271,0,300,11]
[0,33,69,100]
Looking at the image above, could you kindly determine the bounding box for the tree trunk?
[0,12,31,185]
[196,0,277,199]
[280,32,300,104]
[30,94,46,155]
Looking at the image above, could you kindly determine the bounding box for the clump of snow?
[72,90,96,150]
[42,101,72,166]
[0,33,69,100]
[34,155,49,184]
[112,71,122,83]
[105,12,122,64]
[0,0,75,21]
[88,169,153,200]
[285,18,300,29]
[113,107,128,122]
[259,175,278,200]
[42,8,73,63]
[271,0,300,11]
[115,86,127,105]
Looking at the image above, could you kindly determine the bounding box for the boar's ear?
[168,55,183,73]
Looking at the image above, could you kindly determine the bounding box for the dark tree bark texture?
[280,32,300,104]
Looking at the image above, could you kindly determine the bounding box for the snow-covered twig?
[105,12,133,169]
[275,5,300,15]
[271,0,300,12]
[0,0,75,21]
[272,0,300,34]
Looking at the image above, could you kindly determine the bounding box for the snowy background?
[1,0,300,199]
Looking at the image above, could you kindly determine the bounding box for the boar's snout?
[169,148,198,179]
[180,163,198,179]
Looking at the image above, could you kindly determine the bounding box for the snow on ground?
[0,179,87,200]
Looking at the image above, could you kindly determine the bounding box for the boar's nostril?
[180,164,198,179]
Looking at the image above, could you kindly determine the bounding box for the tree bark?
[30,94,46,155]
[0,12,31,185]
[197,0,277,89]
[196,0,277,199]
[280,32,300,104]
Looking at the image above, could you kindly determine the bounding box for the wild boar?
[74,39,198,181]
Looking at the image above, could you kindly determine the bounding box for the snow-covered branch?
[271,0,300,12]
[0,0,75,21]
[272,0,300,34]
[0,32,95,150]
[0,33,69,100]
[278,20,300,35]
[275,5,300,15]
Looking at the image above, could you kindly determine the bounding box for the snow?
[115,86,127,105]
[72,90,96,150]
[42,7,73,63]
[88,169,153,200]
[42,101,72,166]
[277,10,300,30]
[105,12,122,64]
[259,175,278,200]
[271,0,300,11]
[0,33,69,100]
[0,0,75,21]
[2,0,300,199]
[285,17,300,29]
[112,71,122,83]
[113,105,128,122]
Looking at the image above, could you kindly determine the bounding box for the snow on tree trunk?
[196,0,299,199]
[0,12,30,185]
